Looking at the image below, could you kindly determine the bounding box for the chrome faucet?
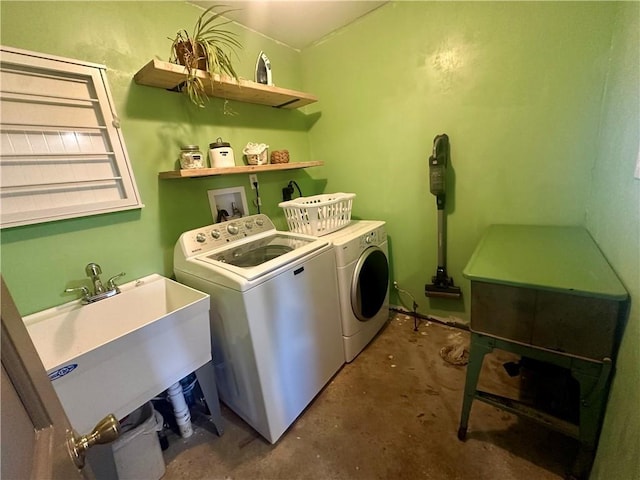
[86,263,106,295]
[64,263,125,304]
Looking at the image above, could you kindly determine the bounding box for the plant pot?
[175,41,207,71]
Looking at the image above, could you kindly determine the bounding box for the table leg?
[571,359,611,447]
[568,359,611,478]
[458,333,494,440]
[195,361,225,436]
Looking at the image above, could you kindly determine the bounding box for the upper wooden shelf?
[159,161,324,179]
[134,59,318,109]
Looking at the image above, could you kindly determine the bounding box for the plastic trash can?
[112,402,165,480]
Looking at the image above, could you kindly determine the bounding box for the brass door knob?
[67,414,121,468]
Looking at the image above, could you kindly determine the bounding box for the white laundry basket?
[279,192,355,236]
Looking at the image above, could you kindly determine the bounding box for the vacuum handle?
[429,134,449,199]
[429,155,446,197]
[429,133,449,210]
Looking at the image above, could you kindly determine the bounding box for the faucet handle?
[64,286,90,299]
[107,272,125,291]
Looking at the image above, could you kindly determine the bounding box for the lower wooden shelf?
[158,161,324,179]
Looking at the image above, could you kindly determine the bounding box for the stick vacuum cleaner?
[425,134,462,299]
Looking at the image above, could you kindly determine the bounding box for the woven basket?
[270,150,290,164]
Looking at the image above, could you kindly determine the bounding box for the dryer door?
[351,246,389,321]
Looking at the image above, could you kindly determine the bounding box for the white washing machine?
[323,221,390,362]
[173,214,344,443]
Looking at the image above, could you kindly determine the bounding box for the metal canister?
[209,138,235,168]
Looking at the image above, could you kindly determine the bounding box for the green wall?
[302,1,617,320]
[1,1,637,477]
[0,1,322,313]
[585,3,639,478]
[301,2,638,477]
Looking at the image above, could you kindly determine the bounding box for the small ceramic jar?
[243,142,269,165]
[209,138,235,168]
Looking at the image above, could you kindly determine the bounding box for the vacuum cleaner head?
[425,283,462,299]
[425,266,462,298]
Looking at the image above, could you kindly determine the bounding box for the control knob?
[245,221,253,229]
[365,235,373,244]
[211,230,221,239]
[196,233,206,243]
[227,223,239,235]
[255,217,264,226]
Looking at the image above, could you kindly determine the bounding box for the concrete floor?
[160,312,579,480]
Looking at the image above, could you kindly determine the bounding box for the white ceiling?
[191,1,387,50]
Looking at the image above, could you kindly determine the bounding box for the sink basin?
[24,274,210,433]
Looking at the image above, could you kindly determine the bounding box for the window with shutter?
[0,46,143,228]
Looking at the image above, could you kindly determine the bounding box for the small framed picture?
[207,187,249,223]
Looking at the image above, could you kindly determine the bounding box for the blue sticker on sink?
[48,364,77,381]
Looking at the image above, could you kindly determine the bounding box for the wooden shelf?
[134,59,317,109]
[158,161,324,179]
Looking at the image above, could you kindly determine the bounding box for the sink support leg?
[195,361,224,436]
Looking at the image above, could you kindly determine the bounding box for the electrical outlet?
[249,174,258,189]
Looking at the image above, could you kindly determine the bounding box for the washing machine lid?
[194,232,329,281]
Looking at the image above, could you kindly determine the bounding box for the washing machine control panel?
[333,223,387,266]
[359,228,384,248]
[180,214,276,255]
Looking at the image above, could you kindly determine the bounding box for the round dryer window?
[351,247,389,321]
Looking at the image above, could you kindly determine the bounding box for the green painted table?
[458,225,628,478]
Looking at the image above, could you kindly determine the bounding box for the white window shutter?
[0,46,143,228]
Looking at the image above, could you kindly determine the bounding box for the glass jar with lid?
[179,145,205,169]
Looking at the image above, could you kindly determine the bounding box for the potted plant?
[169,5,242,108]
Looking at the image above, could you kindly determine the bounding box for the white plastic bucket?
[113,402,165,480]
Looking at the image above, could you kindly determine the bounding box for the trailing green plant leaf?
[168,5,242,108]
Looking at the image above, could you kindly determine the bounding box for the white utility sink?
[24,274,210,433]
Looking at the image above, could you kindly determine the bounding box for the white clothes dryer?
[174,214,344,444]
[322,220,390,362]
